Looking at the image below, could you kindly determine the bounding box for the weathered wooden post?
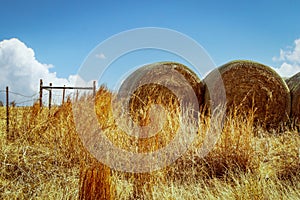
[62,85,66,104]
[39,79,43,108]
[93,81,96,97]
[48,83,52,110]
[6,86,9,135]
[76,90,79,102]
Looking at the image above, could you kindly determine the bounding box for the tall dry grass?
[0,86,299,199]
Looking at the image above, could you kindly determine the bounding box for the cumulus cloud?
[0,38,93,105]
[273,38,300,78]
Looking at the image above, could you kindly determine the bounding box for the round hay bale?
[204,60,291,129]
[286,72,300,125]
[119,61,204,112]
[114,61,204,152]
[114,61,204,198]
[117,61,204,127]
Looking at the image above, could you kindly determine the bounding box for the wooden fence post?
[39,79,43,108]
[76,90,79,102]
[48,83,52,110]
[62,85,65,104]
[39,79,95,106]
[93,81,96,97]
[6,86,9,135]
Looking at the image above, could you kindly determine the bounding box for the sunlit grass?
[0,87,299,199]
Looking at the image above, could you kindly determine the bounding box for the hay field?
[0,87,300,199]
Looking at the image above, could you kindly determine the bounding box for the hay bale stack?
[286,72,300,125]
[204,60,290,129]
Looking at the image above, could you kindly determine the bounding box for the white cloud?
[273,38,300,78]
[95,53,106,59]
[0,38,94,105]
[274,62,300,78]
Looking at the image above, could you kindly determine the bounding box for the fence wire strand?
[1,84,94,108]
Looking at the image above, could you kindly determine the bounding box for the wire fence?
[0,89,39,107]
[1,80,96,137]
[0,87,94,108]
[0,89,89,122]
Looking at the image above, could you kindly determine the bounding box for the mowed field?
[0,87,300,199]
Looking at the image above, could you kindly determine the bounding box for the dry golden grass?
[0,87,299,199]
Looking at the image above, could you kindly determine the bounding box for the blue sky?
[1,0,300,103]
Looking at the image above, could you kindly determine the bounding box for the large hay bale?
[204,60,290,129]
[286,72,300,125]
[115,62,204,198]
[119,61,204,113]
[116,61,204,151]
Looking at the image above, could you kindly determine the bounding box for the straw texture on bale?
[286,72,300,125]
[119,61,204,113]
[204,60,290,129]
[117,61,204,151]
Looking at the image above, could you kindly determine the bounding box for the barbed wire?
[15,99,39,105]
[1,86,94,107]
[0,91,38,107]
[0,90,38,98]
